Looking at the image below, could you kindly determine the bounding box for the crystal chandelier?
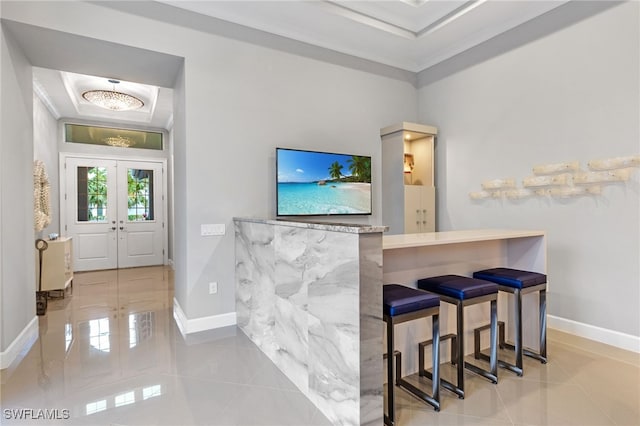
[103,135,133,148]
[82,79,144,111]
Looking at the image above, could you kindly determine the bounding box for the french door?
[63,156,165,271]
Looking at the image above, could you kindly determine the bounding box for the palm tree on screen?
[328,162,343,180]
[348,156,370,182]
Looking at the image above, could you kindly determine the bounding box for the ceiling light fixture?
[82,79,144,111]
[103,135,134,148]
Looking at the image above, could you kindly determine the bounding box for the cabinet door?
[421,186,436,232]
[404,185,423,233]
[404,186,435,233]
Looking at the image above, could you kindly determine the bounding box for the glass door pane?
[127,168,154,222]
[77,166,109,222]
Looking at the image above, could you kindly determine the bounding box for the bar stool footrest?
[474,321,547,374]
[464,361,498,384]
[524,348,547,364]
[439,377,465,399]
[383,350,403,386]
[396,377,441,411]
[474,321,506,356]
[419,333,457,374]
[387,345,440,411]
[499,342,546,363]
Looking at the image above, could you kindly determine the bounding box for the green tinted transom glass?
[65,124,163,150]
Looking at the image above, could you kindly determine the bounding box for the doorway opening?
[62,155,167,271]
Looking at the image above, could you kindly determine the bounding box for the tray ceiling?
[159,0,569,72]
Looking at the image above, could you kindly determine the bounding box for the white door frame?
[60,153,168,269]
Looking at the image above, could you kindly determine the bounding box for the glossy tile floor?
[1,266,638,425]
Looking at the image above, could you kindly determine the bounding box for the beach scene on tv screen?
[277,149,372,215]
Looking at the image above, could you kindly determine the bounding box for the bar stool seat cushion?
[383,284,440,316]
[473,268,546,289]
[417,275,498,300]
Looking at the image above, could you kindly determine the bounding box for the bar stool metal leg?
[431,314,441,405]
[490,299,498,378]
[464,299,498,383]
[456,300,464,394]
[507,287,548,366]
[385,317,395,426]
[414,314,442,409]
[539,289,547,361]
[523,288,547,363]
[515,289,523,373]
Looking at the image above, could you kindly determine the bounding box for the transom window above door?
[65,123,163,150]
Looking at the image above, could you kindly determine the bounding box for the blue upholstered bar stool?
[417,275,498,399]
[383,284,441,426]
[473,267,547,376]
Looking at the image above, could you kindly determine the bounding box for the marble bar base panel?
[382,229,547,378]
[234,218,387,426]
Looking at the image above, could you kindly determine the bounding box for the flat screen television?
[276,147,372,216]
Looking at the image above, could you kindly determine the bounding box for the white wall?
[33,92,59,237]
[418,2,640,337]
[180,38,416,319]
[0,24,36,352]
[172,64,187,308]
[1,1,416,325]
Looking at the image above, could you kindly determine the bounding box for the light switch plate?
[201,224,226,236]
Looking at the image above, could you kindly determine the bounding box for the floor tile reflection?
[1,266,638,425]
[0,267,330,426]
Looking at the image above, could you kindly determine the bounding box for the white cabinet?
[35,237,73,293]
[404,186,435,233]
[381,122,437,234]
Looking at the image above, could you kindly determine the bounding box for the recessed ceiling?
[158,0,569,72]
[33,67,173,129]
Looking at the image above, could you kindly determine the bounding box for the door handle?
[111,227,117,231]
[119,226,125,231]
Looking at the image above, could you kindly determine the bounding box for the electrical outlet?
[209,282,218,294]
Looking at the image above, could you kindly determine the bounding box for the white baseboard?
[0,316,39,369]
[173,297,237,337]
[548,315,640,353]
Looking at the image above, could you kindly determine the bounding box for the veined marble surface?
[234,216,387,234]
[235,218,384,426]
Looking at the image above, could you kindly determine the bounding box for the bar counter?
[383,229,546,377]
[234,218,387,426]
[234,221,546,425]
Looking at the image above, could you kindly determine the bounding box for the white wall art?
[587,155,640,170]
[469,154,639,201]
[532,161,580,175]
[481,178,516,190]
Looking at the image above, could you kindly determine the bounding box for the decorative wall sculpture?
[469,155,639,201]
[34,160,52,231]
